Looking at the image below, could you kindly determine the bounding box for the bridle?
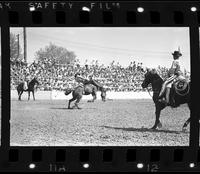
[144,72,164,100]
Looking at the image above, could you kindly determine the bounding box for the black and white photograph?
[10,27,191,146]
[0,28,1,145]
[199,27,200,147]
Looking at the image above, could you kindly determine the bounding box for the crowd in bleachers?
[10,59,190,92]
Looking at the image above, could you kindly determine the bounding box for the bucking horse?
[65,81,106,109]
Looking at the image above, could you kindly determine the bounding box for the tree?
[10,32,23,62]
[35,42,77,65]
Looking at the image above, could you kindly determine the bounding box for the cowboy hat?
[88,73,93,77]
[172,51,182,57]
[74,72,80,78]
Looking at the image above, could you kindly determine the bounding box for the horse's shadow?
[50,107,96,110]
[100,125,188,134]
[50,107,69,110]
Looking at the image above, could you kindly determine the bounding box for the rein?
[147,87,153,99]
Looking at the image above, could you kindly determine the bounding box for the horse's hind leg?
[91,93,96,102]
[87,90,96,102]
[68,97,76,109]
[75,96,82,109]
[182,102,191,131]
[182,117,190,132]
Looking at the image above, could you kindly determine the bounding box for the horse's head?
[64,88,72,95]
[32,77,39,86]
[100,87,107,102]
[141,69,158,89]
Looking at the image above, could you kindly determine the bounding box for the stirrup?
[158,98,164,102]
[170,102,176,107]
[159,99,168,105]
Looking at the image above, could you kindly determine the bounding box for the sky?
[10,27,191,71]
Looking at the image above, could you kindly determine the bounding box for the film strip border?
[0,1,199,26]
[0,147,199,172]
[1,1,200,172]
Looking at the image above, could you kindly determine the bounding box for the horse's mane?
[148,71,164,92]
[154,73,163,82]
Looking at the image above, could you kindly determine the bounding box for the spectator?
[10,59,190,92]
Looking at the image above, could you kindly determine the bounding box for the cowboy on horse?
[158,50,187,106]
[74,72,103,92]
[65,72,106,109]
[23,73,31,90]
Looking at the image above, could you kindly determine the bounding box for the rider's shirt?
[25,75,31,82]
[168,59,181,77]
[166,59,186,88]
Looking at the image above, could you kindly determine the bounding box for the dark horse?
[17,77,39,101]
[65,84,106,109]
[141,69,190,131]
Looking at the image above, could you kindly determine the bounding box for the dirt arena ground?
[10,99,190,146]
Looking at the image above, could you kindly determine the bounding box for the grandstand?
[10,59,190,92]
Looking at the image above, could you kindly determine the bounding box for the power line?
[31,31,190,56]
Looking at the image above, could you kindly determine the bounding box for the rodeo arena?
[10,55,192,146]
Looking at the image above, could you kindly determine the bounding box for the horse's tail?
[17,87,19,95]
[64,88,72,96]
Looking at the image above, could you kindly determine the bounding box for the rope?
[174,83,190,96]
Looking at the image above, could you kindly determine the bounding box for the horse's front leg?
[32,91,35,100]
[18,91,21,100]
[151,103,163,130]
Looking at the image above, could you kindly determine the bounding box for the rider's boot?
[82,86,85,95]
[158,81,168,99]
[159,98,168,106]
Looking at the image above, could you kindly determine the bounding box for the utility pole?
[23,27,27,63]
[16,34,19,60]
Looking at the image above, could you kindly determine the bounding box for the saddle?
[84,79,102,89]
[76,76,87,84]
